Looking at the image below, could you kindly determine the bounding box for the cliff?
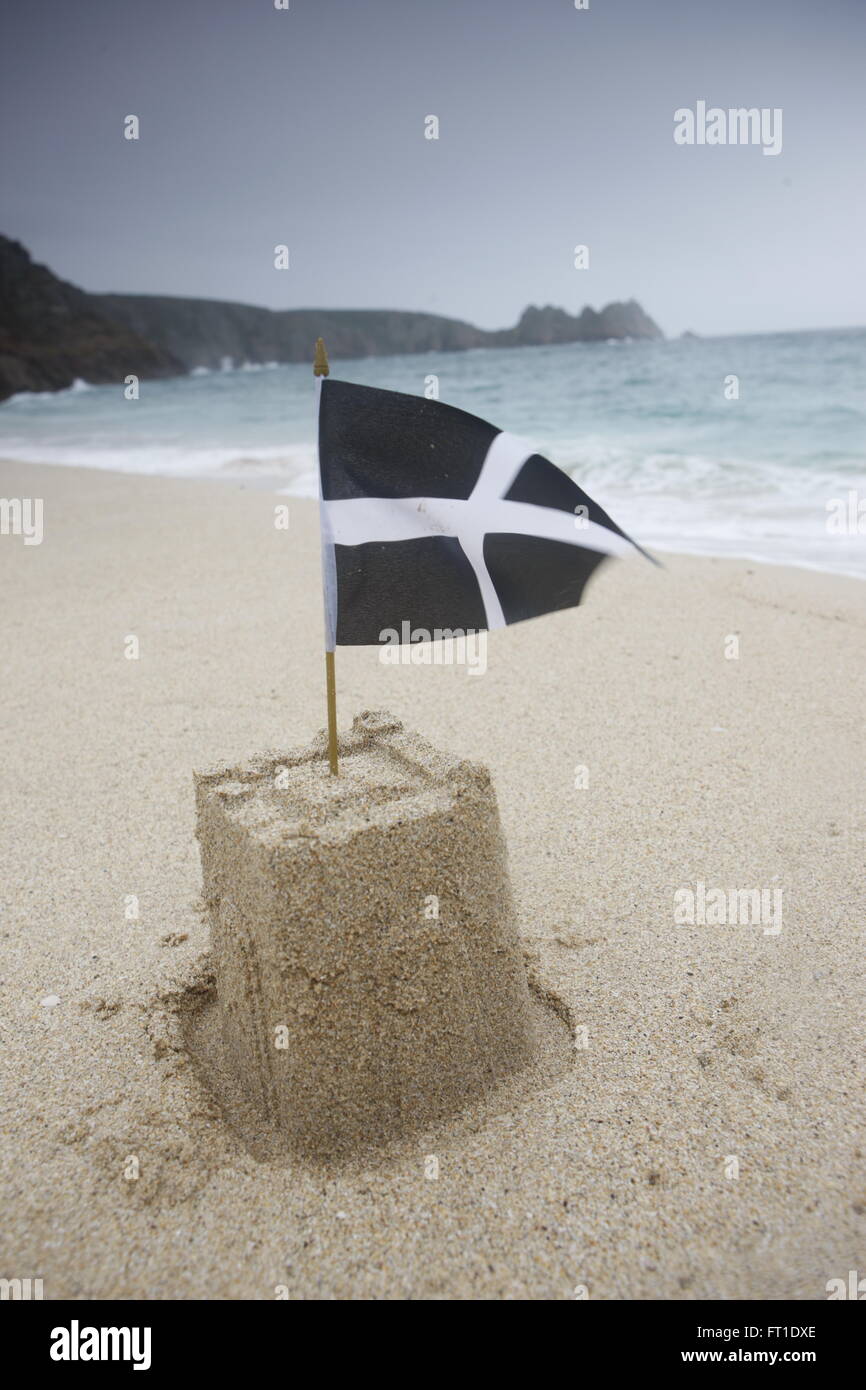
[0,235,663,400]
[0,237,183,400]
[91,296,488,371]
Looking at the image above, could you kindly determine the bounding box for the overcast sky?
[1,0,863,337]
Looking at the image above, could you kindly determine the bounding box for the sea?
[2,328,864,578]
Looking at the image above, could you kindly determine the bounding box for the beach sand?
[0,456,863,1300]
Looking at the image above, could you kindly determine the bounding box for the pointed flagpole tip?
[313,337,330,377]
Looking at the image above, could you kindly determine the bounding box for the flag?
[317,378,652,647]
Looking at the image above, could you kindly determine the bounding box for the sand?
[193,712,536,1155]
[0,456,864,1301]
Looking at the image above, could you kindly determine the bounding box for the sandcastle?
[194,711,536,1154]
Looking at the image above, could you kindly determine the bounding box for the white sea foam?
[0,439,316,484]
[1,332,863,577]
[5,377,93,405]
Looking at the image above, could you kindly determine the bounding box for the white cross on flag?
[317,378,653,647]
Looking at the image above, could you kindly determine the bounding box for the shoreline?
[2,454,864,587]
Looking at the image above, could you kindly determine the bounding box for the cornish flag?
[317,378,652,647]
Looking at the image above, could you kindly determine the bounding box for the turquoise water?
[2,329,864,576]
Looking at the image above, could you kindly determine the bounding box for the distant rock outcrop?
[501,300,662,346]
[0,236,183,400]
[0,234,663,400]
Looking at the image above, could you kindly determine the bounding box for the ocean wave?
[190,360,283,378]
[3,377,94,405]
[0,440,316,481]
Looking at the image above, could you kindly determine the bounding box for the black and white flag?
[317,378,652,647]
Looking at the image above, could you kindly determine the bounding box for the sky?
[1,0,864,337]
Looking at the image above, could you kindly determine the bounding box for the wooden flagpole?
[314,337,339,775]
[324,648,338,775]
